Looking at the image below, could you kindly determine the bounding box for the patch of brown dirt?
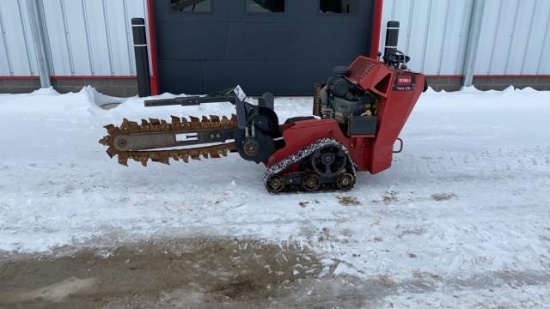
[337,196,361,206]
[0,238,322,309]
[431,193,457,201]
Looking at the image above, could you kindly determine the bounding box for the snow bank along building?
[1,0,549,96]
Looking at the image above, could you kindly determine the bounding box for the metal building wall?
[0,0,40,76]
[379,0,473,75]
[380,0,550,76]
[475,0,550,75]
[0,0,147,77]
[3,0,550,91]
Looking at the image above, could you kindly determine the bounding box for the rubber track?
[263,138,357,192]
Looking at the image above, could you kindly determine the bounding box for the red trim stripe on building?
[370,0,384,59]
[0,76,137,79]
[146,0,160,95]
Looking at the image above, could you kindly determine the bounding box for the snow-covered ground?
[0,86,549,308]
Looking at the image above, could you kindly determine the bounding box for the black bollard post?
[131,18,151,97]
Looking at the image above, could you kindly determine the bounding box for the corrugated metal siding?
[381,0,550,75]
[0,0,39,76]
[3,0,550,77]
[475,0,550,75]
[0,0,147,76]
[380,0,473,75]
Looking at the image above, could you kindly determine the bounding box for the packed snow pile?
[0,86,549,307]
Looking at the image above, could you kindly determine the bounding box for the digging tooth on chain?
[181,117,189,127]
[171,116,181,127]
[203,116,213,127]
[159,157,170,165]
[189,149,201,160]
[120,118,130,131]
[106,146,117,158]
[139,119,149,132]
[189,116,200,130]
[118,154,129,166]
[181,153,189,163]
[210,149,220,158]
[104,124,117,134]
[99,136,109,146]
[161,120,172,131]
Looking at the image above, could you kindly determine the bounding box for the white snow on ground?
[0,86,549,307]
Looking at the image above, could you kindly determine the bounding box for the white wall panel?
[0,13,10,75]
[440,0,471,75]
[0,0,39,76]
[122,0,149,75]
[382,0,550,76]
[0,1,16,75]
[104,0,131,75]
[524,0,550,74]
[538,13,550,74]
[42,0,73,75]
[83,0,113,75]
[506,0,537,74]
[487,1,519,74]
[473,0,500,75]
[59,0,93,75]
[405,0,430,73]
[1,0,147,77]
[379,0,472,75]
[475,0,550,75]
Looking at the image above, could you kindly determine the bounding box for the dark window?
[246,0,285,13]
[170,0,212,12]
[319,0,358,14]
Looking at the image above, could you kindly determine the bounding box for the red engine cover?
[267,55,425,176]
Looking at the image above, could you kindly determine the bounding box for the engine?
[319,66,379,126]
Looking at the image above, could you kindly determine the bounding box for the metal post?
[131,18,151,97]
[462,0,485,87]
[26,0,51,88]
[383,21,400,62]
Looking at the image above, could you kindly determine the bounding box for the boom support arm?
[144,96,237,107]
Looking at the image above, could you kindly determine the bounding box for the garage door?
[153,0,375,95]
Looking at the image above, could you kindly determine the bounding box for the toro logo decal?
[393,73,416,91]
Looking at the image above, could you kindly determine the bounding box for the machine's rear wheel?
[266,175,285,193]
[310,146,347,177]
[302,173,321,192]
[336,172,355,191]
